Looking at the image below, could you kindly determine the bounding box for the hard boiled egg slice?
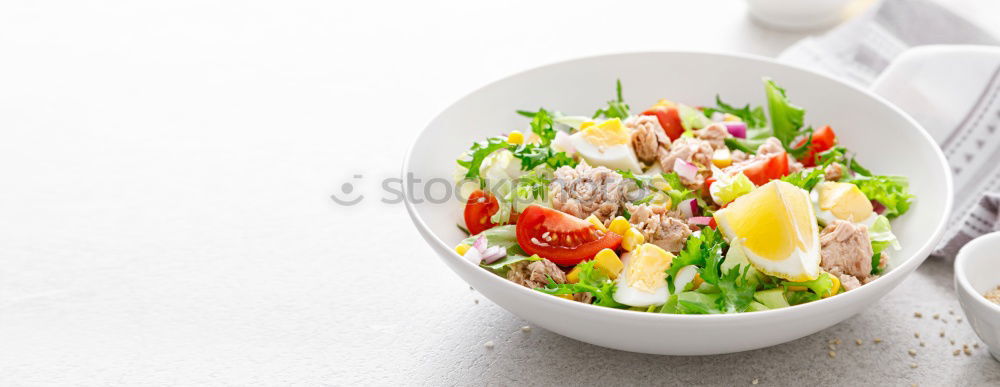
[613,243,674,307]
[568,118,643,173]
[713,180,821,282]
[810,182,876,226]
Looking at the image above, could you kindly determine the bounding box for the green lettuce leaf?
[592,79,630,120]
[538,260,627,308]
[846,175,913,218]
[703,95,767,128]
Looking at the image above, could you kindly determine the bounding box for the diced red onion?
[463,247,483,264]
[872,200,886,215]
[480,246,507,264]
[724,122,747,139]
[678,198,695,218]
[689,198,701,217]
[673,159,698,182]
[688,216,712,226]
[472,235,487,252]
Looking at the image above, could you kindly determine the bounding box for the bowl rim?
[955,231,1000,314]
[403,50,954,322]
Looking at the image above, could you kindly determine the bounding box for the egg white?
[568,132,642,173]
[613,252,670,307]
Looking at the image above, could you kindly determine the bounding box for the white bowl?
[403,52,953,355]
[955,231,1000,361]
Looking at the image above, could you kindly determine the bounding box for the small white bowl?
[955,231,1000,361]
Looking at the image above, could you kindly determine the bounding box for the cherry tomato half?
[463,190,517,235]
[794,125,837,167]
[515,205,623,266]
[641,107,685,141]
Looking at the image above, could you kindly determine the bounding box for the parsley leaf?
[780,166,824,191]
[592,79,630,120]
[517,108,557,146]
[457,137,576,180]
[666,228,725,293]
[538,260,627,308]
[715,265,757,313]
[703,95,767,128]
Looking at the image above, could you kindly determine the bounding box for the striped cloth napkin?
[778,0,1000,258]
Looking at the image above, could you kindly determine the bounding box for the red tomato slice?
[794,125,837,167]
[464,190,518,235]
[641,107,685,141]
[742,151,790,186]
[515,205,623,266]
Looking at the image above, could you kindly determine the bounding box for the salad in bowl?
[452,78,913,315]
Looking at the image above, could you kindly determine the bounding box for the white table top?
[1,0,998,385]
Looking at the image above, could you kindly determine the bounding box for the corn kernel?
[579,121,595,130]
[691,273,704,290]
[650,174,671,191]
[653,99,676,109]
[455,243,471,256]
[585,214,608,232]
[622,227,645,251]
[593,248,624,279]
[712,148,732,168]
[608,216,630,236]
[556,294,574,300]
[567,266,582,283]
[723,113,741,122]
[823,273,841,298]
[507,130,524,144]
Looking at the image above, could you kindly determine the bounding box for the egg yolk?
[626,244,674,293]
[580,118,630,147]
[817,182,873,221]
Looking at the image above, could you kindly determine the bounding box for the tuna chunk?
[824,163,843,181]
[695,123,730,150]
[658,137,713,189]
[627,115,671,164]
[507,259,566,289]
[625,203,693,253]
[550,163,633,224]
[820,220,877,290]
[507,259,592,303]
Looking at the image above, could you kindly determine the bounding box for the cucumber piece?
[677,292,722,314]
[746,301,769,312]
[754,288,791,309]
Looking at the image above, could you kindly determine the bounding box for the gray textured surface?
[2,0,999,385]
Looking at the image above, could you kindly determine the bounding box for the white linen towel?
[778,0,1000,258]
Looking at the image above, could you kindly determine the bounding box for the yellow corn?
[579,121,595,130]
[593,248,624,279]
[608,216,630,236]
[556,294,574,300]
[823,273,841,298]
[507,130,524,144]
[455,243,471,256]
[585,214,608,232]
[723,113,741,122]
[653,99,676,109]
[712,148,732,168]
[567,266,582,283]
[622,227,645,251]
